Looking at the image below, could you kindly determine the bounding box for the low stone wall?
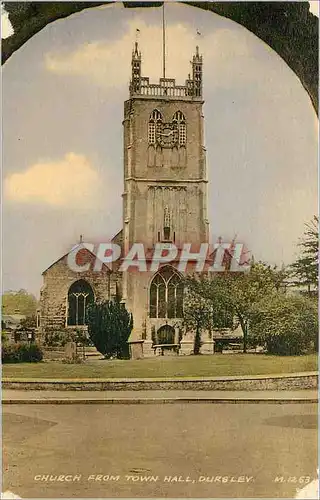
[42,346,100,361]
[42,349,66,361]
[2,372,318,391]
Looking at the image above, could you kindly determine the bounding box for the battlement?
[130,76,202,100]
[130,44,203,100]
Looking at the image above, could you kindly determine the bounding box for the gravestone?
[65,341,77,360]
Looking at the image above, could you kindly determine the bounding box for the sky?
[2,1,318,296]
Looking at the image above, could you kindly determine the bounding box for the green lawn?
[2,354,318,379]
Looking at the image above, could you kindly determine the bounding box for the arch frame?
[2,1,318,113]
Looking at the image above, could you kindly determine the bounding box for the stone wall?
[39,249,120,333]
[3,373,318,392]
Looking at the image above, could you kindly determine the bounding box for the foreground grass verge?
[2,353,318,379]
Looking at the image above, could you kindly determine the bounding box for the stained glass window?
[67,280,94,326]
[149,266,184,318]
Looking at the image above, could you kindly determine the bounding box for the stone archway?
[2,2,318,113]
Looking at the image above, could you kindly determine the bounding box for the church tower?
[123,43,208,252]
[122,42,211,356]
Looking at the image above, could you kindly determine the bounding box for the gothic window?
[172,111,186,146]
[149,266,184,319]
[148,109,163,145]
[67,280,94,326]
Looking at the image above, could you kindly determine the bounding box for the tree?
[183,287,213,355]
[186,262,287,353]
[87,298,133,359]
[249,294,318,355]
[2,289,38,316]
[289,215,318,296]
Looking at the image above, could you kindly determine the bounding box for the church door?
[156,325,175,345]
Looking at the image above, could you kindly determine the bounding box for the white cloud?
[45,17,253,89]
[4,153,100,207]
[1,5,14,39]
[309,1,319,17]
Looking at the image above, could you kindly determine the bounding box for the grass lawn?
[2,353,318,379]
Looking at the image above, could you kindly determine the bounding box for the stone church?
[39,42,235,356]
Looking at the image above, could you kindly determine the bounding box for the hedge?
[2,343,43,363]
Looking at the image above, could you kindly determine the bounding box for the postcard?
[2,1,318,499]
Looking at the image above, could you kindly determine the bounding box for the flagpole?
[162,2,166,79]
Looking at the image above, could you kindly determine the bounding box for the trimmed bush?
[2,343,43,363]
[87,298,133,359]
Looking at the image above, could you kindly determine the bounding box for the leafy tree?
[186,262,287,353]
[249,294,318,355]
[289,216,318,295]
[87,298,133,359]
[2,289,38,316]
[183,288,213,355]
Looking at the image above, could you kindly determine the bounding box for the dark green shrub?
[2,343,43,363]
[87,298,133,359]
[2,344,20,363]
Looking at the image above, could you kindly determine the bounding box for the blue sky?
[2,2,318,295]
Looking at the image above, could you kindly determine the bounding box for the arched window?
[67,280,94,326]
[172,111,186,146]
[149,266,184,319]
[148,109,163,145]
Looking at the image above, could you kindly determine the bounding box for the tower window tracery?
[173,111,186,146]
[148,109,163,144]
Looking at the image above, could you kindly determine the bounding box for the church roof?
[111,229,123,245]
[42,243,112,275]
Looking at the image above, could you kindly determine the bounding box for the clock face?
[157,123,178,147]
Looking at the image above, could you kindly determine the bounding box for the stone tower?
[123,42,212,356]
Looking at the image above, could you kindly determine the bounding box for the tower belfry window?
[173,111,186,146]
[149,109,163,145]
